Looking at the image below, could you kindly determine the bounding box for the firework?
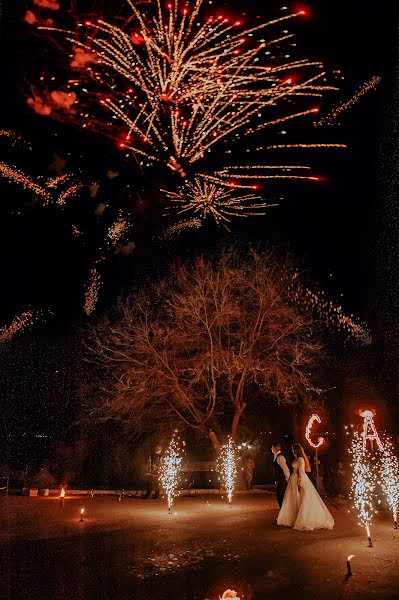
[38,0,341,202]
[0,309,52,343]
[217,437,237,507]
[380,436,399,529]
[163,177,273,227]
[349,432,379,547]
[315,76,381,126]
[159,432,185,513]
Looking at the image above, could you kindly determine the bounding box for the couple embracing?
[272,442,334,530]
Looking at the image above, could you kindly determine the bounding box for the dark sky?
[0,0,398,465]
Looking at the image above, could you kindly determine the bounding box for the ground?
[0,493,398,600]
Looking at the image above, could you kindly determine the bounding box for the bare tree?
[85,249,324,443]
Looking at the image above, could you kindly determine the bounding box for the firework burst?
[163,177,273,227]
[35,0,344,224]
[217,437,238,507]
[159,432,185,513]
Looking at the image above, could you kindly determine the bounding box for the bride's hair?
[292,444,311,473]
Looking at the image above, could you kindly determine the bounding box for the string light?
[159,432,185,513]
[359,409,384,452]
[305,414,325,449]
[217,437,237,507]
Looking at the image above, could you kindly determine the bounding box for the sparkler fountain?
[159,432,185,514]
[350,410,383,547]
[217,437,237,507]
[380,436,399,529]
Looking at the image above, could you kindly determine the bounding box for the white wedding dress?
[277,457,334,530]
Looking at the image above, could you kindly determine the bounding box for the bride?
[277,443,334,530]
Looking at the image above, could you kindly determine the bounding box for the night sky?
[0,0,398,467]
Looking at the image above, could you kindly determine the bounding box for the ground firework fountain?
[217,437,237,507]
[350,431,378,547]
[380,436,399,529]
[159,432,185,514]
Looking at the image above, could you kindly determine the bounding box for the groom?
[271,442,291,508]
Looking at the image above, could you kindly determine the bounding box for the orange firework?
[35,0,344,223]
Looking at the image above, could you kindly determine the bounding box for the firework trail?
[159,432,185,513]
[159,217,202,239]
[217,437,238,506]
[289,278,371,345]
[315,76,381,126]
[83,210,133,314]
[35,0,344,223]
[0,161,82,206]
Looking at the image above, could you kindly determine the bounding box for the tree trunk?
[231,403,246,442]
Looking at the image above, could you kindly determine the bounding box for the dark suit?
[273,452,288,507]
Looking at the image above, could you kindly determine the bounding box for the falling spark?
[315,76,381,126]
[289,280,371,345]
[0,130,32,149]
[380,436,399,529]
[38,0,341,197]
[84,267,102,315]
[217,437,237,506]
[159,432,185,513]
[106,211,131,248]
[0,309,52,343]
